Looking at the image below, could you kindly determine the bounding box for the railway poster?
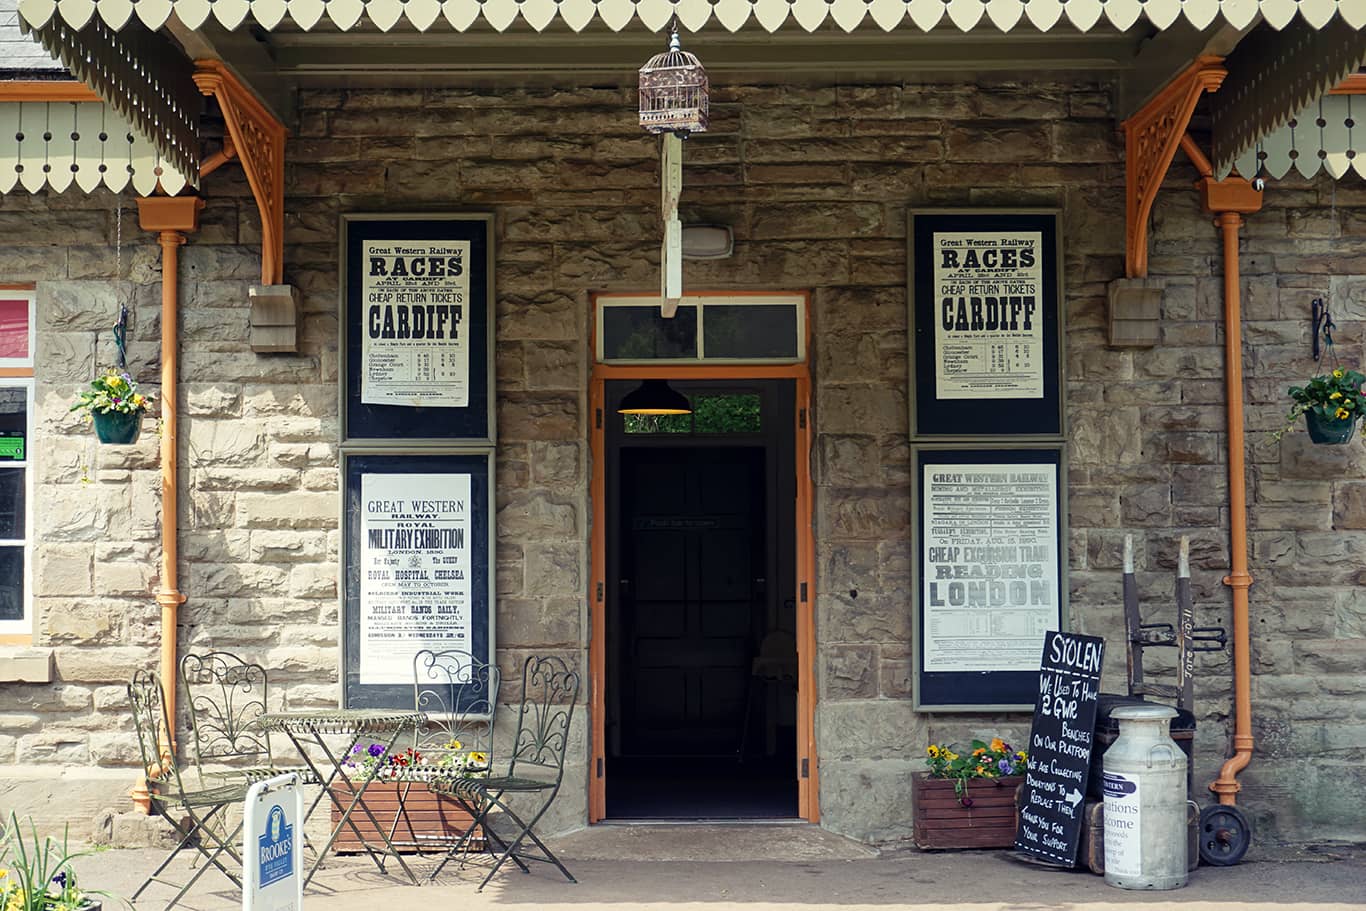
[921,462,1059,673]
[360,239,471,408]
[359,472,473,684]
[932,230,1044,400]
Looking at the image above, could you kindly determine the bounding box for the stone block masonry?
[0,79,1362,848]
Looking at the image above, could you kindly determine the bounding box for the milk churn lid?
[1110,703,1177,721]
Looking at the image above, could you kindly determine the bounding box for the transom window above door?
[595,294,806,364]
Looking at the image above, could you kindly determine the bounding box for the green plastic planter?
[92,410,142,445]
[1304,410,1356,445]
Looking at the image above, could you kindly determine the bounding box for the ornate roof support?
[1121,56,1227,279]
[193,60,286,286]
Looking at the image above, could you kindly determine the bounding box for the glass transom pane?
[603,305,698,359]
[703,304,799,359]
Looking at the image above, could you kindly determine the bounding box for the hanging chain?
[113,196,128,370]
[1311,298,1338,369]
[115,195,123,281]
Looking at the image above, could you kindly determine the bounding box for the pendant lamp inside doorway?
[617,379,692,415]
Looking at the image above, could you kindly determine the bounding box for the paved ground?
[72,824,1366,910]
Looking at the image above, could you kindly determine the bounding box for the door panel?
[619,447,763,758]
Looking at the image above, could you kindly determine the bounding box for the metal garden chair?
[179,651,319,786]
[379,648,502,856]
[128,668,249,910]
[429,654,580,891]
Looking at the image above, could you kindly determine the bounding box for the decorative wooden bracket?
[1122,56,1227,279]
[192,60,287,286]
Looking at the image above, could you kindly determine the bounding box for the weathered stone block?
[824,646,878,699]
[34,545,93,596]
[236,492,338,529]
[523,543,581,600]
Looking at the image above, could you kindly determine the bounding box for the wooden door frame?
[588,305,817,823]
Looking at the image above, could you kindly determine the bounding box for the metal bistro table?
[259,708,426,887]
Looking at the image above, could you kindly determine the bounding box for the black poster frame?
[341,213,495,444]
[912,444,1068,711]
[908,209,1064,438]
[341,450,494,713]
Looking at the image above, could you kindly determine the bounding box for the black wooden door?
[618,447,764,757]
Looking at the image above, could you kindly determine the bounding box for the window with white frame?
[0,291,35,636]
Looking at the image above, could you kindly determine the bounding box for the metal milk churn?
[1102,703,1188,890]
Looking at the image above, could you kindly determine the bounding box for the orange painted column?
[1212,211,1255,803]
[130,196,204,811]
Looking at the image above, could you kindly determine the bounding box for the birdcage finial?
[638,24,709,136]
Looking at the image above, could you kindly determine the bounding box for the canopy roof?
[14,0,1366,35]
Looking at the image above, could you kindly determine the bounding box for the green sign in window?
[0,437,24,460]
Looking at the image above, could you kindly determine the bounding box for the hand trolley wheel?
[1198,804,1252,866]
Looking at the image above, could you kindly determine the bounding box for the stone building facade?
[1,76,1364,847]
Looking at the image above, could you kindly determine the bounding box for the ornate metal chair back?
[127,668,187,799]
[413,648,499,759]
[179,652,274,777]
[508,655,579,781]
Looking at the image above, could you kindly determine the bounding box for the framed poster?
[908,209,1064,438]
[341,214,494,443]
[341,450,494,712]
[912,444,1067,711]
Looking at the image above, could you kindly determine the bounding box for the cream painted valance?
[17,0,1366,35]
[0,101,189,194]
[1225,93,1366,181]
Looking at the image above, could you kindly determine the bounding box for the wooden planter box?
[913,773,1022,850]
[330,781,481,854]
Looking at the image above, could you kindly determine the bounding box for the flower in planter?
[925,738,1027,806]
[1275,367,1366,442]
[0,812,107,910]
[343,740,490,781]
[68,369,152,418]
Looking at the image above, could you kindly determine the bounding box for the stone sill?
[0,646,55,683]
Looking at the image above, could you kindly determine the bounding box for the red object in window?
[0,299,28,360]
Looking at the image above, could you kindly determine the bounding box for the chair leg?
[132,805,244,910]
[474,792,574,892]
[429,791,529,881]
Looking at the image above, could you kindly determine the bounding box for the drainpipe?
[1212,210,1255,804]
[1189,148,1262,804]
[129,196,203,812]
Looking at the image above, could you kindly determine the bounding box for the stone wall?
[1,77,1363,848]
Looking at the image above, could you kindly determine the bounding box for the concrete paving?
[70,824,1366,911]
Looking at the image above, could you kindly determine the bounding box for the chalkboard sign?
[1014,630,1104,866]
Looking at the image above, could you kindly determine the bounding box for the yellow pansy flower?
[1333,369,1344,379]
[1330,391,1343,400]
[444,739,462,750]
[944,750,959,761]
[1336,408,1351,420]
[927,745,940,758]
[468,751,489,766]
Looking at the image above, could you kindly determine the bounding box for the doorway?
[599,378,802,820]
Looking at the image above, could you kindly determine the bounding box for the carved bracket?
[193,61,287,285]
[1122,56,1227,279]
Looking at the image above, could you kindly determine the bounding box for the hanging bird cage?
[638,27,709,136]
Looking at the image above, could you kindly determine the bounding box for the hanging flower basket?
[1304,409,1357,445]
[70,369,151,446]
[91,410,142,445]
[1275,368,1365,446]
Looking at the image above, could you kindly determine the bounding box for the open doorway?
[604,379,798,819]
